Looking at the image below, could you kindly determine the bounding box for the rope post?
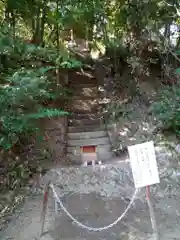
[40,180,51,236]
[146,186,159,240]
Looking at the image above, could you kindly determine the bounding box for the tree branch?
[162,0,180,17]
[159,32,180,63]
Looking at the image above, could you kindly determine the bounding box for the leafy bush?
[0,26,82,151]
[106,101,131,122]
[0,67,69,150]
[60,58,83,69]
[152,86,180,135]
[0,25,82,71]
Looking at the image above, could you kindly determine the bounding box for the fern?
[60,58,83,69]
[0,26,81,150]
[0,67,69,149]
[28,108,69,119]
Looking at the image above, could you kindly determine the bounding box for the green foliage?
[0,18,85,152]
[176,50,180,56]
[176,68,180,75]
[152,86,180,135]
[60,58,83,69]
[28,108,69,119]
[107,101,131,122]
[0,0,178,145]
[0,67,69,150]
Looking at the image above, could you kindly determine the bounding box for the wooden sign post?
[128,141,160,240]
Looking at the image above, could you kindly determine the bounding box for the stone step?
[71,99,98,105]
[71,85,98,92]
[68,124,106,133]
[40,235,54,240]
[69,98,106,111]
[67,144,111,154]
[67,151,113,164]
[72,95,100,101]
[69,74,97,84]
[70,77,97,85]
[68,118,103,126]
[69,106,103,114]
[69,70,95,80]
[69,99,98,108]
[72,87,99,98]
[69,112,102,120]
[69,101,102,113]
[68,137,110,147]
[70,83,98,89]
[68,131,108,140]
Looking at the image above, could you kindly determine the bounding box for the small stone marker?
[128,141,160,188]
[81,145,102,166]
[82,152,97,166]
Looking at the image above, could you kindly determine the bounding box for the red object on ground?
[44,133,49,141]
[41,181,51,236]
[146,185,150,200]
[43,190,48,203]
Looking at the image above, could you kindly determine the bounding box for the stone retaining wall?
[41,116,68,163]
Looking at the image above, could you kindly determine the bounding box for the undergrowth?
[152,86,180,136]
[0,26,81,200]
[0,26,82,150]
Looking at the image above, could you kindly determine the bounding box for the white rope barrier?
[50,183,139,232]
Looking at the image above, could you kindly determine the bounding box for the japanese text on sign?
[128,141,160,188]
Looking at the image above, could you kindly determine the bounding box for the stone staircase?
[67,69,113,165]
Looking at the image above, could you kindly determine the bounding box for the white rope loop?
[50,183,139,232]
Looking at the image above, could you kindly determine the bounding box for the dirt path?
[1,151,180,240]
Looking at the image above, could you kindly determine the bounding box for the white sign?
[128,141,160,188]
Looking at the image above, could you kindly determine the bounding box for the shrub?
[152,86,180,135]
[0,68,69,150]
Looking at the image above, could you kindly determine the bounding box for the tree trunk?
[176,35,180,48]
[56,0,60,86]
[11,11,16,40]
[40,1,47,46]
[5,2,15,30]
[164,22,171,44]
[32,5,41,44]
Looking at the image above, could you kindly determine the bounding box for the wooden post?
[146,186,159,240]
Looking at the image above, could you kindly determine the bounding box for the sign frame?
[128,141,160,189]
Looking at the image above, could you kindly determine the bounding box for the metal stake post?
[40,180,51,236]
[146,186,159,240]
